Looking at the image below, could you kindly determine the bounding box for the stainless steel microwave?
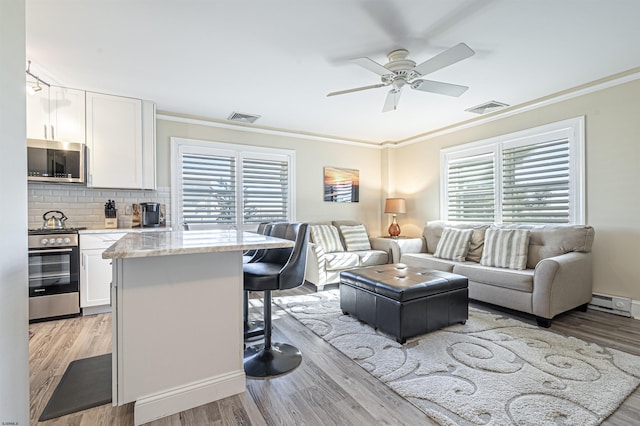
[27,139,86,183]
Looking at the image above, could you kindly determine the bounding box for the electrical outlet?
[125,205,132,215]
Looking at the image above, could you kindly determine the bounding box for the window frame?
[171,137,296,230]
[440,117,585,224]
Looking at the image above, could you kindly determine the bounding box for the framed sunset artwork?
[324,167,359,202]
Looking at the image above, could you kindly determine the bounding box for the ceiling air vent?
[227,111,261,124]
[465,100,509,115]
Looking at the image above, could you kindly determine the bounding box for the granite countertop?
[80,227,171,234]
[102,229,294,259]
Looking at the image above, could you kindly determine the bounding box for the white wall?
[392,78,640,302]
[156,118,385,234]
[0,0,30,422]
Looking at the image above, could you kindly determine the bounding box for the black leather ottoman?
[340,264,468,343]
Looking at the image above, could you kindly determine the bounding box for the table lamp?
[384,198,406,238]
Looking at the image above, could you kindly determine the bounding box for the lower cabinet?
[80,232,125,313]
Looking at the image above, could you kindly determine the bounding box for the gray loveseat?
[396,221,595,327]
[304,220,389,290]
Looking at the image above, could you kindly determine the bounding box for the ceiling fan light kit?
[328,43,475,112]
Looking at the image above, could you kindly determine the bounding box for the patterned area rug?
[274,290,640,425]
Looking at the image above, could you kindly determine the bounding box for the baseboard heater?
[588,292,632,317]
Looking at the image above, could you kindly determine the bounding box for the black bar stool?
[243,222,272,340]
[242,222,309,378]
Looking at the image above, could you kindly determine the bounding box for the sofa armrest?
[370,237,425,263]
[304,242,327,288]
[532,251,593,319]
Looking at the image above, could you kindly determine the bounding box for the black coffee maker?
[140,203,161,227]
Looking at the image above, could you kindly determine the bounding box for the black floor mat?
[39,353,112,421]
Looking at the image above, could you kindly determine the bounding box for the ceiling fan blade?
[360,0,408,46]
[411,79,469,97]
[382,88,402,112]
[413,43,475,76]
[351,57,392,76]
[327,83,387,97]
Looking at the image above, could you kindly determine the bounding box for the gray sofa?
[397,221,595,327]
[304,220,389,290]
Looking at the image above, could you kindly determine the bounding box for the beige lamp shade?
[384,198,406,237]
[384,198,406,214]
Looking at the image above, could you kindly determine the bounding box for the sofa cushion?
[310,224,344,253]
[453,263,534,293]
[400,253,456,273]
[354,250,389,267]
[433,227,474,261]
[325,252,359,271]
[339,224,372,251]
[480,227,530,270]
[494,224,595,269]
[423,221,490,262]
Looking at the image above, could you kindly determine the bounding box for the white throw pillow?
[339,224,371,251]
[310,225,344,253]
[480,227,531,270]
[433,227,474,261]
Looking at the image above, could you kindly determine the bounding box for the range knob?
[63,237,71,244]
[56,238,63,244]
[40,238,49,245]
[48,238,56,245]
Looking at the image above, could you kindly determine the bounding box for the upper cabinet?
[26,85,86,144]
[86,92,156,190]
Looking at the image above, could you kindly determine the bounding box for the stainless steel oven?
[28,230,82,321]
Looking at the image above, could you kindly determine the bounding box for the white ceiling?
[26,0,640,145]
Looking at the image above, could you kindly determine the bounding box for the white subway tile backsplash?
[28,183,171,229]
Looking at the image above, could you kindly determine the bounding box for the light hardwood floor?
[29,284,640,425]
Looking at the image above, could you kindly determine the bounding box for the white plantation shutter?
[172,138,294,229]
[447,153,495,222]
[181,152,236,225]
[441,117,584,224]
[502,138,570,223]
[242,156,289,224]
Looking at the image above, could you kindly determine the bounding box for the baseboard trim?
[82,305,111,315]
[133,370,245,425]
[631,300,640,320]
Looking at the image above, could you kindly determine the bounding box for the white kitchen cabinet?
[26,85,86,143]
[80,232,125,313]
[86,91,156,189]
[141,100,157,190]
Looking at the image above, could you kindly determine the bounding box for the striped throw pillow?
[480,228,531,270]
[339,224,371,251]
[310,225,344,253]
[433,228,474,261]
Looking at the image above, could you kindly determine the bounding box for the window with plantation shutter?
[502,138,570,223]
[447,152,495,221]
[181,152,236,225]
[441,117,584,224]
[171,138,295,230]
[242,156,289,224]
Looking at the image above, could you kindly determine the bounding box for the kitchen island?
[103,229,294,425]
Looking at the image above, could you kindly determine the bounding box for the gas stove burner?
[28,227,87,235]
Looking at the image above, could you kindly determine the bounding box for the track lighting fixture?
[26,60,50,95]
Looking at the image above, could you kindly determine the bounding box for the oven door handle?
[29,248,74,254]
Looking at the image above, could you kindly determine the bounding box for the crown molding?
[393,68,640,148]
[156,113,383,149]
[159,68,640,150]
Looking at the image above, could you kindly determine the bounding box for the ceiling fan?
[327,43,475,112]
